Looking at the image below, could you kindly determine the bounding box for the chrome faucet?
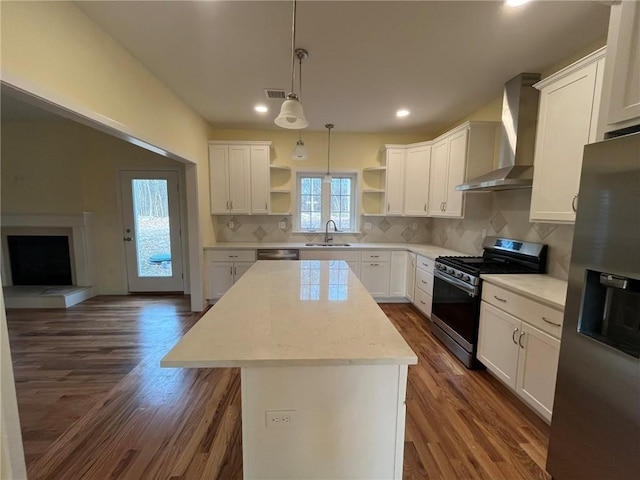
[324,219,338,243]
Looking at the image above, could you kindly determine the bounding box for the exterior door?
[120,171,184,292]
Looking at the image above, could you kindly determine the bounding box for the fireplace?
[7,235,73,285]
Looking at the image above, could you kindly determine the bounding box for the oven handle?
[434,269,478,297]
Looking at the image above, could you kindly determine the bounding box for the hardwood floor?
[6,296,551,479]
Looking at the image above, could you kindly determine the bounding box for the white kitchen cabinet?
[404,145,431,216]
[360,261,390,297]
[250,144,270,214]
[597,0,640,138]
[206,250,256,300]
[406,253,416,302]
[209,141,272,215]
[389,251,408,297]
[384,148,406,216]
[530,48,606,224]
[478,284,562,423]
[412,254,435,317]
[428,122,498,218]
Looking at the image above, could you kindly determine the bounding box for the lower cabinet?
[412,254,434,317]
[360,261,390,297]
[478,295,561,423]
[299,250,360,278]
[206,250,256,300]
[406,253,416,302]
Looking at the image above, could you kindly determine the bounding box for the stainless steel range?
[431,237,547,368]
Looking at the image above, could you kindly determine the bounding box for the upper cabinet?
[597,1,640,138]
[404,145,431,216]
[530,48,606,224]
[364,143,431,217]
[209,141,272,215]
[428,122,498,218]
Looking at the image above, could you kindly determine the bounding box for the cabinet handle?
[421,263,429,268]
[371,255,380,258]
[542,316,561,327]
[494,295,507,303]
[226,201,230,210]
[440,202,444,212]
[421,280,428,284]
[371,263,379,266]
[518,331,525,349]
[230,266,233,275]
[512,328,519,345]
[234,266,237,276]
[572,195,578,213]
[265,202,268,210]
[387,203,390,212]
[420,300,426,305]
[424,203,427,212]
[229,255,238,258]
[230,200,233,210]
[443,201,447,212]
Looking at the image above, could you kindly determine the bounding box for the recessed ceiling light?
[254,105,268,113]
[396,109,410,118]
[506,0,531,7]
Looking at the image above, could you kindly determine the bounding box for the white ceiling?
[7,1,611,134]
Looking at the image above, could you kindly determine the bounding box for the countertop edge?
[161,356,419,369]
[480,274,567,310]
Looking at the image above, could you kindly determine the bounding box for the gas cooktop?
[436,256,539,276]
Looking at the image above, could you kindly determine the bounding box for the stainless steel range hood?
[456,72,541,192]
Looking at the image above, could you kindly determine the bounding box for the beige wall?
[1,121,185,294]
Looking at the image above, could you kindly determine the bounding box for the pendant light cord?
[326,124,333,175]
[289,0,297,94]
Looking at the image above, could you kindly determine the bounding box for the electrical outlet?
[411,222,418,230]
[278,221,287,230]
[364,222,372,231]
[228,221,235,229]
[265,410,295,428]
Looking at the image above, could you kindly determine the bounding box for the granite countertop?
[204,242,467,260]
[480,274,568,310]
[162,261,418,368]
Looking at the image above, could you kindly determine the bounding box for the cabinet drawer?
[482,283,563,338]
[361,250,391,262]
[414,288,432,317]
[416,255,434,273]
[415,269,434,295]
[208,250,256,262]
[300,250,360,262]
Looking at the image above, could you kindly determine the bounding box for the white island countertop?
[481,274,568,310]
[162,260,418,368]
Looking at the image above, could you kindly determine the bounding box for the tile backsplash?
[213,189,573,280]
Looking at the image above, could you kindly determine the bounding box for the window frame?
[294,171,358,233]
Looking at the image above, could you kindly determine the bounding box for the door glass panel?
[132,179,172,277]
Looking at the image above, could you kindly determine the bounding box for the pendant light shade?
[292,137,308,160]
[323,123,334,183]
[275,1,308,130]
[276,93,308,129]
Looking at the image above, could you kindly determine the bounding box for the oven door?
[431,271,481,356]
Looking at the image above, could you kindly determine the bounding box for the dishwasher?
[256,249,300,261]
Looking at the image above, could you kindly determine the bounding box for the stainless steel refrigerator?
[547,132,640,479]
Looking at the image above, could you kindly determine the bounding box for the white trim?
[534,46,607,90]
[208,140,272,147]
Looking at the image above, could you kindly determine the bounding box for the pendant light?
[275,0,308,129]
[323,123,334,184]
[291,49,309,160]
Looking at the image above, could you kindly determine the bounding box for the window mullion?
[322,181,331,225]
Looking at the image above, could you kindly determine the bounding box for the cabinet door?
[404,146,430,216]
[530,62,601,223]
[209,145,230,214]
[209,261,234,299]
[250,146,270,214]
[599,0,640,134]
[516,323,561,423]
[385,149,405,216]
[413,287,432,317]
[406,253,416,302]
[443,128,468,217]
[228,145,251,214]
[233,262,255,283]
[360,262,390,297]
[477,302,520,389]
[389,251,408,297]
[427,139,449,216]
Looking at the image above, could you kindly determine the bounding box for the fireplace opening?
[7,235,73,285]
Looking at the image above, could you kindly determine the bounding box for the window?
[297,173,357,232]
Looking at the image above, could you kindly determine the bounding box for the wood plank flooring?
[6,296,551,479]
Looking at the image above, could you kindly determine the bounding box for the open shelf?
[363,188,385,194]
[270,189,290,194]
[363,166,387,172]
[361,213,387,217]
[270,164,291,171]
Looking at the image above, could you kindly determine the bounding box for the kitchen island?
[162,260,417,480]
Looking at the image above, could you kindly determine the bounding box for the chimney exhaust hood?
[456,72,541,192]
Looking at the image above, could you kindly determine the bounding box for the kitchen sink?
[305,243,351,247]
